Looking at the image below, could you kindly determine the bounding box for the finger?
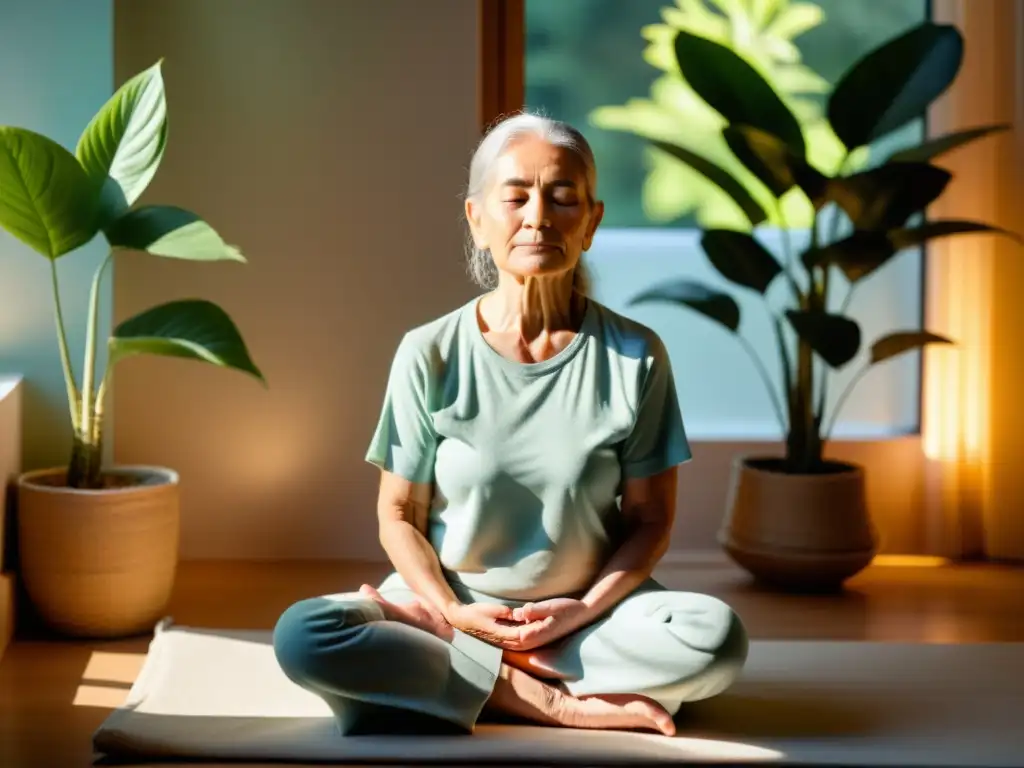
[483,620,528,643]
[520,616,555,635]
[517,618,555,644]
[475,603,514,620]
[512,603,533,622]
[359,584,384,603]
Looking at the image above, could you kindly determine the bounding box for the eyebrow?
[501,178,579,190]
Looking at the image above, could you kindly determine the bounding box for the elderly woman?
[273,113,748,737]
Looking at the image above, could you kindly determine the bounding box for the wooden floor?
[1,558,1022,767]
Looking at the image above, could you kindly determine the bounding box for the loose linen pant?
[272,572,748,735]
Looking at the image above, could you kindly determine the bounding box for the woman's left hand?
[508,598,593,650]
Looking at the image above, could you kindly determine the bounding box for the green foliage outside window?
[590,0,867,230]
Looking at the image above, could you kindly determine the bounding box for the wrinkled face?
[466,135,604,283]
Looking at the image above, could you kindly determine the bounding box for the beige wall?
[113,0,481,559]
[671,438,927,556]
[112,0,930,562]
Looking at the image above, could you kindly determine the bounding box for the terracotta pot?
[718,456,878,591]
[16,465,179,638]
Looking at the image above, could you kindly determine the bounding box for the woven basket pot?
[16,465,180,638]
[718,456,878,592]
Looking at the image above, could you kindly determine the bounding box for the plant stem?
[822,365,868,442]
[50,261,81,433]
[80,252,112,444]
[814,152,851,447]
[737,334,787,436]
[67,430,103,489]
[775,201,802,305]
[771,201,808,470]
[772,316,796,458]
[68,251,112,490]
[794,333,818,471]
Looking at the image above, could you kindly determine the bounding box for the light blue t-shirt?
[366,296,691,601]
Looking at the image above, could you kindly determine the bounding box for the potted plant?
[0,60,265,637]
[628,22,1018,590]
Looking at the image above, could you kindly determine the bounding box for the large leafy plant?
[630,22,1018,473]
[0,60,264,489]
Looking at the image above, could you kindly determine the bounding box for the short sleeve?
[365,334,438,484]
[620,334,692,478]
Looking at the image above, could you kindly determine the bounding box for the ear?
[583,200,605,251]
[465,198,487,249]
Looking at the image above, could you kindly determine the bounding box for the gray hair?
[464,112,598,294]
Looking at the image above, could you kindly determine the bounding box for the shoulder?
[589,299,669,364]
[388,299,473,375]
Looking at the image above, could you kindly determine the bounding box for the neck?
[483,271,585,340]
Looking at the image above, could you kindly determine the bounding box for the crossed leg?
[272,576,746,735]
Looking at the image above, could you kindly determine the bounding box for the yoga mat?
[93,618,1024,766]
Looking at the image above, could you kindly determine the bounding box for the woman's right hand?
[443,601,525,647]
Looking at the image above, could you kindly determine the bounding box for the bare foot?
[562,692,676,736]
[358,584,454,641]
[502,649,568,681]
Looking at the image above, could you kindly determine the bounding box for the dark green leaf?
[0,127,98,259]
[629,280,740,332]
[104,205,246,261]
[110,298,265,383]
[649,140,767,226]
[889,219,1023,251]
[803,231,894,282]
[786,309,861,368]
[76,60,168,225]
[870,330,953,364]
[829,23,963,149]
[723,125,829,203]
[701,229,782,294]
[673,30,805,156]
[889,124,1010,163]
[807,219,1022,283]
[826,162,951,231]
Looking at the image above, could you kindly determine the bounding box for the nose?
[522,194,551,229]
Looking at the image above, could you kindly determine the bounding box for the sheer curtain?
[924,0,1024,560]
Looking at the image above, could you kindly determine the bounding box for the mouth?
[516,242,563,250]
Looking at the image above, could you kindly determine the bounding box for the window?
[524,0,931,439]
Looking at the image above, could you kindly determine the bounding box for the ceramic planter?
[718,456,878,591]
[16,465,179,638]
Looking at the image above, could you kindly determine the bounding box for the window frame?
[478,0,523,132]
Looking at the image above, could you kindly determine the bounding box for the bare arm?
[579,466,677,620]
[375,470,461,614]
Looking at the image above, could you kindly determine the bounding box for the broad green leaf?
[807,219,1021,283]
[870,330,953,365]
[104,205,245,261]
[722,125,828,203]
[0,127,98,259]
[674,29,805,156]
[629,279,740,332]
[826,162,951,231]
[110,299,264,382]
[76,60,168,225]
[829,23,963,149]
[786,309,861,368]
[701,229,782,294]
[802,231,894,282]
[888,124,1010,163]
[648,140,767,226]
[889,219,1023,251]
